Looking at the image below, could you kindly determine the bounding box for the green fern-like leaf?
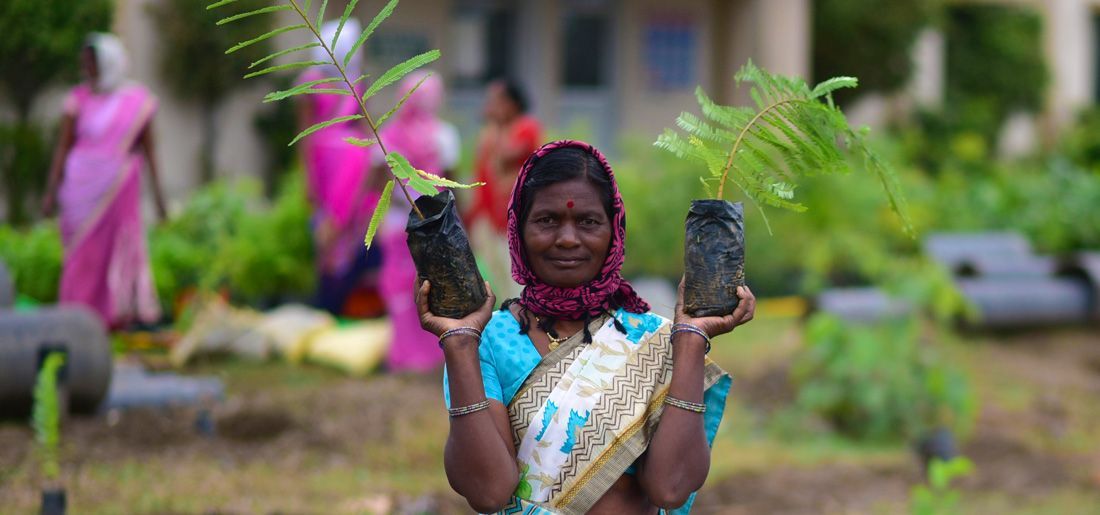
[244,60,328,79]
[346,0,398,68]
[289,114,364,145]
[249,42,321,69]
[376,72,431,127]
[32,352,66,481]
[216,4,291,25]
[363,50,441,100]
[386,152,438,196]
[654,59,912,235]
[226,23,307,54]
[364,179,394,250]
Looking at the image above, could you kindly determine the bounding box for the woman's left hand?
[673,278,755,338]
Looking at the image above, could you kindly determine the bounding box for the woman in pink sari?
[376,71,461,372]
[42,33,167,329]
[297,19,381,314]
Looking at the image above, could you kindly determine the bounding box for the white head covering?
[86,33,128,92]
[312,19,364,79]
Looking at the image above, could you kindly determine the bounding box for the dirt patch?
[694,463,915,515]
[961,431,1075,493]
[733,364,796,414]
[215,407,294,442]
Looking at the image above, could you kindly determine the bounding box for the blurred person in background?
[297,19,381,315]
[42,32,167,329]
[374,70,461,372]
[465,79,542,302]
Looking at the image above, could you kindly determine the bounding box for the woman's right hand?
[416,280,496,338]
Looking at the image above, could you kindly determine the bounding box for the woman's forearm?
[638,333,711,508]
[44,116,76,208]
[442,336,520,511]
[140,125,168,220]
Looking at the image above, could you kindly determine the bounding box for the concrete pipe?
[956,277,1093,329]
[924,232,1035,273]
[0,307,113,417]
[813,287,913,324]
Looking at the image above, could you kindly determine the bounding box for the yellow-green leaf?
[376,72,430,127]
[226,24,307,54]
[249,42,320,69]
[289,115,364,146]
[363,50,440,100]
[217,4,291,25]
[206,0,239,10]
[364,180,394,249]
[244,60,327,79]
[386,152,437,195]
[264,76,342,102]
[331,0,362,50]
[344,136,376,147]
[417,170,482,189]
[345,0,399,68]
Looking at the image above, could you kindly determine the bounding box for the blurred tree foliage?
[0,0,113,224]
[943,4,1047,137]
[0,0,113,122]
[253,76,300,196]
[812,0,937,105]
[146,0,274,183]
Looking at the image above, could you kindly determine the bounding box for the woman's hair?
[516,147,614,231]
[496,78,530,114]
[505,146,625,342]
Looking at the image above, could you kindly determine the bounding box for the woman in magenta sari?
[296,19,381,315]
[375,70,461,372]
[42,33,167,329]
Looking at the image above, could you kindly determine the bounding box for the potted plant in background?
[34,351,66,515]
[211,0,486,318]
[655,61,911,315]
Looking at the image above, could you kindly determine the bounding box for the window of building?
[450,3,516,87]
[562,13,610,88]
[644,16,697,92]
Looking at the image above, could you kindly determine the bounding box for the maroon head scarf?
[507,140,650,320]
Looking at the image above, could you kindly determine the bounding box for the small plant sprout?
[208,0,481,248]
[33,352,66,483]
[655,61,911,234]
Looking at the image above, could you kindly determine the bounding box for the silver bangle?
[448,399,491,417]
[664,396,707,414]
[438,327,482,348]
[671,323,711,354]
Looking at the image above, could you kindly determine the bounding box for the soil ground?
[1,316,1098,514]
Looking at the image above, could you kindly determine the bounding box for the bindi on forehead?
[566,200,574,209]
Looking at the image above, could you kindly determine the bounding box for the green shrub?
[792,314,976,442]
[33,351,66,481]
[944,4,1048,137]
[910,457,974,515]
[0,223,63,302]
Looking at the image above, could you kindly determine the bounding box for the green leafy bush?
[792,314,976,442]
[149,173,314,309]
[0,223,63,303]
[910,457,975,515]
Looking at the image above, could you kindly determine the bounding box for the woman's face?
[81,47,98,84]
[523,177,612,288]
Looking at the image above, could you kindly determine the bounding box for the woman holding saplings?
[417,140,755,514]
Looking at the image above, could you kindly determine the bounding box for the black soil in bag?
[683,199,745,317]
[406,190,487,319]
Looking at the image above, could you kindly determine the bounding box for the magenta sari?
[299,69,380,277]
[58,83,161,328]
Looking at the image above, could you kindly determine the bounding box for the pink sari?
[299,69,380,277]
[58,83,161,328]
[377,72,448,372]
